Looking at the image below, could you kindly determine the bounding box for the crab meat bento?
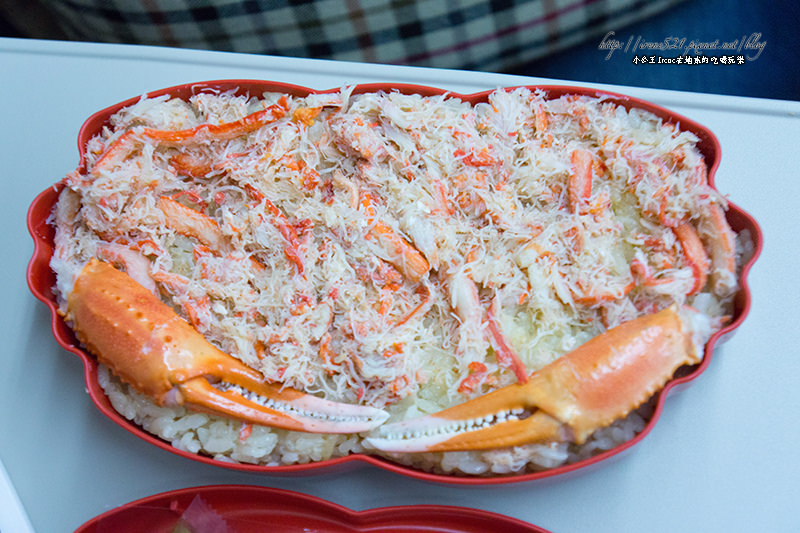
[27,80,761,482]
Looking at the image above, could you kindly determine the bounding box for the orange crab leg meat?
[568,149,593,214]
[699,203,738,297]
[141,97,288,145]
[360,192,430,283]
[365,305,710,452]
[262,197,306,275]
[89,99,288,174]
[91,131,137,174]
[486,296,529,383]
[673,221,710,295]
[157,196,226,251]
[66,259,388,433]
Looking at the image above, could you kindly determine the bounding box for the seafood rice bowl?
[45,82,749,477]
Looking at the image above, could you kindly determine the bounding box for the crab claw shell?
[365,305,710,452]
[66,259,388,433]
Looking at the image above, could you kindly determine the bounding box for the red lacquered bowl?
[26,80,762,485]
[75,485,549,532]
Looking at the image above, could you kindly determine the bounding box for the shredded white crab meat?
[52,87,735,423]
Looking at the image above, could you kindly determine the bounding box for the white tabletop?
[1,37,798,533]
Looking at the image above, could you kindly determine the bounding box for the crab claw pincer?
[365,305,711,452]
[66,259,388,433]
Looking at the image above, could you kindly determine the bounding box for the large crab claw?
[366,305,711,452]
[66,259,388,433]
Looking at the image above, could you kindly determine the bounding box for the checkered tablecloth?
[8,0,684,71]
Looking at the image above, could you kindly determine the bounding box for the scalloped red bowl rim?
[75,484,550,532]
[27,79,763,485]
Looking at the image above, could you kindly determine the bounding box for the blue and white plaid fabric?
[14,0,683,71]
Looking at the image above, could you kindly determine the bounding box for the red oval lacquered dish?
[75,485,550,532]
[27,80,762,484]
